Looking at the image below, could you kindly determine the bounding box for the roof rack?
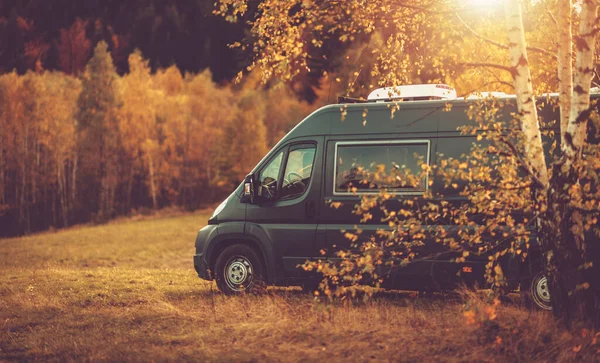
[337,96,368,104]
[466,92,516,99]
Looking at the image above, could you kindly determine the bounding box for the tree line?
[0,41,317,237]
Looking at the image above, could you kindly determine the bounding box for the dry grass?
[1,213,598,362]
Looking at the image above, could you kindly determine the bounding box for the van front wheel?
[215,244,264,294]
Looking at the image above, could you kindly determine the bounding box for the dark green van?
[194,85,599,309]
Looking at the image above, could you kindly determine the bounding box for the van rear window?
[334,141,430,195]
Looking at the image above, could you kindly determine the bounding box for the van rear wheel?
[520,271,552,311]
[215,244,264,295]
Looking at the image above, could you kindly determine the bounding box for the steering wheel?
[287,172,303,183]
[281,172,306,196]
[260,177,278,199]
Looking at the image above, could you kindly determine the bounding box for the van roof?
[249,93,598,175]
[276,93,600,149]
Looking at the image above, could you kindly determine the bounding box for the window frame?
[257,149,285,200]
[332,139,431,196]
[257,142,317,202]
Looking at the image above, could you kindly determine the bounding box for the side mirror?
[241,174,255,203]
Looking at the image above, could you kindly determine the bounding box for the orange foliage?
[0,47,314,235]
[57,18,91,75]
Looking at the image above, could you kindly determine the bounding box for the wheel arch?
[495,234,545,283]
[517,248,544,281]
[207,236,273,283]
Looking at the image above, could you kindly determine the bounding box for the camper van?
[194,84,599,310]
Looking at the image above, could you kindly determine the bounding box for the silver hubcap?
[531,274,552,310]
[225,256,253,291]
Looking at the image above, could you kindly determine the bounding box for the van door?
[245,137,324,279]
[320,137,443,289]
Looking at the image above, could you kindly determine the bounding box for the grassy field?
[0,212,598,362]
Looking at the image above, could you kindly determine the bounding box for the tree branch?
[488,70,516,89]
[391,1,455,15]
[544,3,559,27]
[593,69,600,87]
[499,137,546,189]
[467,182,533,194]
[572,205,600,214]
[455,13,508,49]
[460,62,514,74]
[455,13,557,59]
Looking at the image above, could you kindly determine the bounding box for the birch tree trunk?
[564,1,599,161]
[126,166,134,214]
[20,123,30,233]
[148,154,158,210]
[504,0,549,188]
[557,0,573,147]
[549,0,600,328]
[72,154,77,215]
[506,0,600,328]
[58,159,69,227]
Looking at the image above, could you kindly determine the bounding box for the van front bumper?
[194,253,211,280]
[194,224,219,280]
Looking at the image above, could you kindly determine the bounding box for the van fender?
[205,222,277,284]
[243,222,279,283]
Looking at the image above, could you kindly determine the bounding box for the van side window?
[258,151,283,199]
[334,141,430,194]
[280,146,316,200]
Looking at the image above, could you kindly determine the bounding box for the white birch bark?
[564,1,600,163]
[504,0,549,188]
[558,0,573,153]
[72,154,77,204]
[58,158,69,227]
[148,153,158,210]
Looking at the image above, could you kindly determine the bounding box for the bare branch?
[391,1,455,15]
[488,70,516,90]
[467,183,533,194]
[460,62,514,74]
[543,2,559,26]
[499,137,546,189]
[547,10,559,26]
[593,69,600,87]
[455,13,557,59]
[572,205,600,214]
[455,13,508,49]
[456,80,514,98]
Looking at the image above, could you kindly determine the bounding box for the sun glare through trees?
[1,0,600,361]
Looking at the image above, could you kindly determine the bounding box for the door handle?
[306,200,316,218]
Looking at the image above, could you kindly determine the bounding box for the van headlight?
[211,199,227,219]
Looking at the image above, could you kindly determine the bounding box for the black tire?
[214,244,264,295]
[520,271,552,310]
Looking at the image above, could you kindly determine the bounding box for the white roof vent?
[367,84,457,102]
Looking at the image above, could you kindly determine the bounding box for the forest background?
[1,0,599,237]
[0,0,338,236]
